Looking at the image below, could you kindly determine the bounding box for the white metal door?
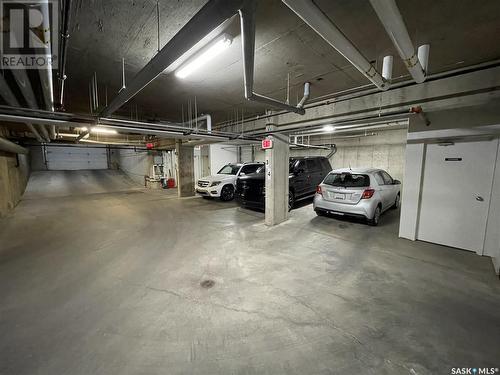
[417,139,498,253]
[46,146,108,170]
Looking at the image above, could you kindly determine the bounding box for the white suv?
[196,163,263,201]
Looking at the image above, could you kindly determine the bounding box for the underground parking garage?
[1,0,500,373]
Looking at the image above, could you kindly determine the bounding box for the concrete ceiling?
[64,0,500,125]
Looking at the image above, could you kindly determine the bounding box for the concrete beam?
[228,66,500,134]
[175,141,195,197]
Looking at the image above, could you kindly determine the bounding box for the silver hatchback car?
[313,168,401,225]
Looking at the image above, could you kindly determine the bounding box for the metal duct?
[239,2,310,114]
[0,137,28,154]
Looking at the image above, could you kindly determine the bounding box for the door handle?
[475,195,484,202]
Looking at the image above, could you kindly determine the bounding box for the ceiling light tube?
[90,127,118,135]
[80,126,118,135]
[175,34,232,79]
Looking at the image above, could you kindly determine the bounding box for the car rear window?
[323,173,370,187]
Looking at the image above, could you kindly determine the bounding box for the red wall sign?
[146,142,154,149]
[262,138,273,149]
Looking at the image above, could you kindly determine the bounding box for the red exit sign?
[262,138,273,149]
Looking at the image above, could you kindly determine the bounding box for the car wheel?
[369,206,381,226]
[392,193,400,209]
[220,185,234,201]
[316,209,326,217]
[288,191,295,211]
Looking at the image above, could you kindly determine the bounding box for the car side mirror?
[393,179,401,185]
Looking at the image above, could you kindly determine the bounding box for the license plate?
[334,193,345,200]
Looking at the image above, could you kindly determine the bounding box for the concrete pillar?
[175,141,195,198]
[265,125,290,226]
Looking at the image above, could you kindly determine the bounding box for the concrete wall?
[209,144,237,175]
[0,152,30,217]
[255,128,407,181]
[109,148,154,186]
[0,128,31,217]
[29,145,47,171]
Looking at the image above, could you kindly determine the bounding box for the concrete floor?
[1,170,499,375]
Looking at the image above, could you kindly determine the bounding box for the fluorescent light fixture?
[322,125,335,132]
[80,126,118,135]
[175,35,232,79]
[91,127,118,135]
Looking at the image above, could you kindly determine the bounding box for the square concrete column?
[265,129,290,226]
[175,141,195,198]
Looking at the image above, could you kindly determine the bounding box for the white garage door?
[417,139,498,252]
[46,146,108,170]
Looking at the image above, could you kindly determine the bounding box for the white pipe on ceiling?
[369,0,427,83]
[0,137,28,154]
[282,0,389,91]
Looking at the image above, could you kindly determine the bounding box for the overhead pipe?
[181,113,211,132]
[0,74,44,142]
[282,0,388,91]
[38,0,56,139]
[58,0,73,108]
[0,137,28,154]
[251,110,412,136]
[215,59,500,129]
[10,68,51,142]
[369,0,428,83]
[295,120,408,137]
[0,108,260,142]
[100,0,250,117]
[239,1,309,115]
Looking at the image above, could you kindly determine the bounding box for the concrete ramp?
[23,170,141,199]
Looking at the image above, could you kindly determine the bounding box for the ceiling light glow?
[323,125,335,132]
[175,35,232,79]
[91,127,118,135]
[80,126,118,135]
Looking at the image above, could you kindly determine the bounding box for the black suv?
[235,156,332,210]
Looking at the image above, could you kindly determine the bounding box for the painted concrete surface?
[23,170,141,199]
[0,151,30,217]
[0,171,499,375]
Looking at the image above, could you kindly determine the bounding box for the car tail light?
[316,185,322,195]
[361,189,375,199]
